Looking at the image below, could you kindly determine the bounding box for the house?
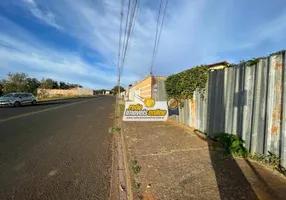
[104,90,110,95]
[207,61,230,71]
[125,84,132,100]
[128,75,166,102]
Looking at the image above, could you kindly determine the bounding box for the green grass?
[119,104,125,115]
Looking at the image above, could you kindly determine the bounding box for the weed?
[131,158,141,174]
[134,181,141,190]
[250,151,280,166]
[250,151,286,176]
[276,165,286,176]
[138,194,144,200]
[270,49,286,56]
[213,133,249,157]
[213,133,286,176]
[108,127,121,133]
[246,57,260,66]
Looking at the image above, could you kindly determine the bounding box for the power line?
[153,0,168,71]
[150,0,163,75]
[150,0,168,75]
[120,0,140,76]
[117,0,140,95]
[117,0,125,95]
[120,0,131,71]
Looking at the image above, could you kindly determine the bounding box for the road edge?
[118,102,133,200]
[109,99,132,200]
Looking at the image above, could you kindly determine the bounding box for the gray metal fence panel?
[281,53,286,167]
[208,70,216,134]
[199,92,205,131]
[219,69,226,133]
[250,59,268,153]
[196,91,201,130]
[153,80,167,101]
[265,55,276,155]
[222,68,228,133]
[242,63,255,150]
[237,64,245,138]
[225,67,234,134]
[185,99,190,126]
[272,54,283,155]
[232,66,239,136]
[202,88,208,133]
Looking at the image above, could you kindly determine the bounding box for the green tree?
[96,89,106,94]
[111,86,125,95]
[68,83,82,89]
[52,81,59,89]
[1,73,28,93]
[25,78,40,95]
[59,81,69,89]
[0,82,3,96]
[40,78,54,89]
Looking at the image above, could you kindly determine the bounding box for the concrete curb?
[118,102,133,200]
[109,100,132,200]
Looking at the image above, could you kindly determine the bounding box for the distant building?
[127,75,166,102]
[207,61,230,71]
[104,90,110,95]
[125,84,132,100]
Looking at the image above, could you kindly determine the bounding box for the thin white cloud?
[257,12,286,42]
[22,0,63,30]
[23,0,36,6]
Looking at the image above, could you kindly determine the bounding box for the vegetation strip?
[212,132,286,176]
[165,65,209,105]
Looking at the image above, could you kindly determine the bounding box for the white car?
[0,92,37,107]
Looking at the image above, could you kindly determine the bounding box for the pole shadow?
[204,68,259,200]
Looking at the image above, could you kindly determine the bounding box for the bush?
[213,133,249,157]
[165,65,209,100]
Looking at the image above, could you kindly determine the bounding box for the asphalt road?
[0,97,101,120]
[0,96,115,199]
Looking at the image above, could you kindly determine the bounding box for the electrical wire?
[120,0,131,70]
[150,0,163,75]
[153,0,168,71]
[119,0,140,75]
[117,0,125,91]
[120,0,140,75]
[150,0,168,75]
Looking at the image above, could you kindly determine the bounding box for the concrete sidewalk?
[122,119,286,200]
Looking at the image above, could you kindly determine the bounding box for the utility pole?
[117,9,124,99]
[117,74,120,98]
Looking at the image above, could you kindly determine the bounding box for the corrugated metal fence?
[155,52,286,167]
[152,80,167,101]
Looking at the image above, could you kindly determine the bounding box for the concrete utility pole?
[117,76,121,98]
[117,8,124,99]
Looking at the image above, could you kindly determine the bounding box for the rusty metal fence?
[152,80,167,101]
[154,52,286,167]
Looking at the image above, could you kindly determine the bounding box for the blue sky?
[0,0,286,89]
